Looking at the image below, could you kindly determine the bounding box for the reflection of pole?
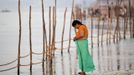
[117,44,120,70]
[68,53,72,75]
[91,16,93,49]
[17,0,21,74]
[97,46,101,71]
[61,56,65,75]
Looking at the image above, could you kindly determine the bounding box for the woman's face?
[74,24,79,29]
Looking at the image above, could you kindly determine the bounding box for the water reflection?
[61,55,65,75]
[68,53,72,75]
[3,39,134,75]
[30,70,32,75]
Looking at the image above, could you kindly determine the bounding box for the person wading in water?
[72,20,95,75]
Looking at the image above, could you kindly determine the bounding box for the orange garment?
[76,25,88,40]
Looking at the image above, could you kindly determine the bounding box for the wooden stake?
[68,0,75,53]
[133,16,134,37]
[123,16,127,39]
[29,5,32,71]
[97,17,100,47]
[17,0,21,74]
[49,6,51,61]
[91,16,93,48]
[101,17,105,46]
[61,8,67,55]
[41,0,47,74]
[129,0,132,38]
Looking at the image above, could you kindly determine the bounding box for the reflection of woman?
[72,20,95,75]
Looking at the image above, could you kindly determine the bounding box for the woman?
[72,20,95,75]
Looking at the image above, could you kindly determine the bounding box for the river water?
[0,11,134,75]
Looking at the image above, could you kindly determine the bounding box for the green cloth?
[75,40,95,72]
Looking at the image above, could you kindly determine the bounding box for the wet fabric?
[75,40,95,72]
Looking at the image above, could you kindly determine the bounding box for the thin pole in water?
[61,8,67,55]
[17,0,22,74]
[29,5,32,71]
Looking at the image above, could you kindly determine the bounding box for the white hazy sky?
[0,0,96,12]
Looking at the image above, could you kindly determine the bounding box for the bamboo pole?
[101,17,105,46]
[52,6,55,75]
[113,5,120,43]
[52,0,57,53]
[109,17,112,44]
[97,16,100,47]
[106,19,109,45]
[49,6,54,75]
[49,7,51,56]
[107,12,112,45]
[118,14,121,42]
[113,0,119,43]
[80,8,82,22]
[51,7,54,51]
[50,3,57,74]
[108,18,112,71]
[52,6,56,52]
[41,0,47,74]
[116,17,119,43]
[128,0,132,68]
[109,1,113,43]
[17,0,21,74]
[129,0,132,38]
[106,26,108,45]
[48,6,52,75]
[61,8,67,55]
[106,0,110,45]
[29,5,32,71]
[133,16,134,37]
[68,0,75,53]
[123,16,127,39]
[116,16,120,43]
[118,17,121,41]
[91,15,93,48]
[68,1,74,74]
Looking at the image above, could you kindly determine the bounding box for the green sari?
[75,40,95,72]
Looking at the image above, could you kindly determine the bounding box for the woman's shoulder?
[79,25,87,29]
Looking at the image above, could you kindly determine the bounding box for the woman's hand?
[73,37,77,41]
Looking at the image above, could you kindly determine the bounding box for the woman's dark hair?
[72,20,82,27]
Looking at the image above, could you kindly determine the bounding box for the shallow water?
[0,12,134,75]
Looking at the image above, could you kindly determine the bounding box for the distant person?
[72,20,95,75]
